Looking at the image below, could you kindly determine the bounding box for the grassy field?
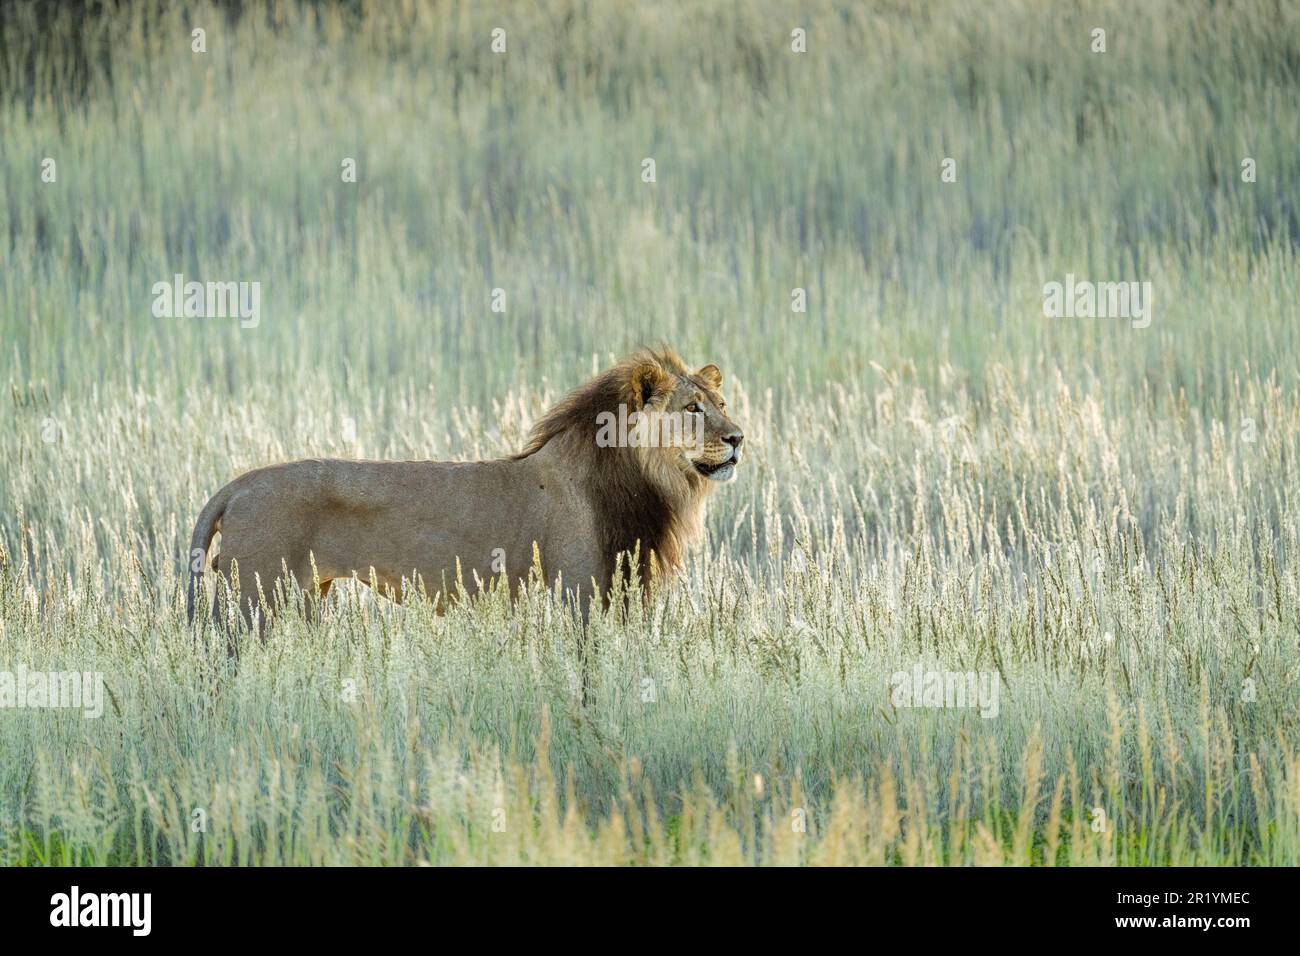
[1,0,1299,864]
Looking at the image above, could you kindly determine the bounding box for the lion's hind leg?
[309,577,334,623]
[207,552,271,649]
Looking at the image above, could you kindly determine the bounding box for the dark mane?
[512,347,700,587]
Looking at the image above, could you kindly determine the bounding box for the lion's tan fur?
[187,347,743,628]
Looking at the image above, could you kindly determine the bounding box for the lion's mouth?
[693,450,740,481]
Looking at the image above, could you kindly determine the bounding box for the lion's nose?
[723,431,744,449]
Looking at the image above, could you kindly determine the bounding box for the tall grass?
[1,0,1298,864]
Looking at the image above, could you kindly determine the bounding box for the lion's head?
[621,350,745,486]
[515,347,744,584]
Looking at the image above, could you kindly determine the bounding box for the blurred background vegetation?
[2,0,1297,411]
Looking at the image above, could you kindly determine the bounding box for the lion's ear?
[629,361,674,410]
[695,364,722,390]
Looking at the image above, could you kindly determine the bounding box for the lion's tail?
[186,484,232,625]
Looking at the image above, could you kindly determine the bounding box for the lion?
[186,347,744,631]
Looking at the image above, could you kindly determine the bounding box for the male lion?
[186,347,744,630]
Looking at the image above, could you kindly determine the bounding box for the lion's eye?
[685,403,702,414]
